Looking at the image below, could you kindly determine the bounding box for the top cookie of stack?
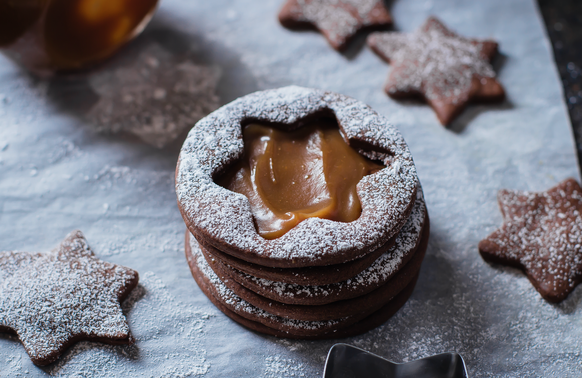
[176,86,429,338]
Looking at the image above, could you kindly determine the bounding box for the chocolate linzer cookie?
[201,231,426,320]
[194,233,393,286]
[479,178,582,303]
[0,231,139,366]
[202,188,428,306]
[176,86,418,268]
[177,86,425,338]
[367,17,505,126]
[199,272,418,340]
[278,0,392,51]
[197,243,422,321]
[206,276,417,340]
[187,236,418,338]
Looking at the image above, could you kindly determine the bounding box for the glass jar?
[0,0,159,74]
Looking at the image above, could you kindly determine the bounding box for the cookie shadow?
[277,24,371,61]
[341,23,395,61]
[341,0,397,61]
[447,97,514,134]
[0,331,21,357]
[36,10,258,152]
[447,52,512,133]
[341,33,369,61]
[492,51,509,76]
[554,283,582,315]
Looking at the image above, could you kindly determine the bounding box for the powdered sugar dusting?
[290,0,388,48]
[263,356,307,378]
[176,86,418,267]
[228,186,426,304]
[368,17,496,104]
[0,231,138,365]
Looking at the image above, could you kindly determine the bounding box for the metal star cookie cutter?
[323,344,469,378]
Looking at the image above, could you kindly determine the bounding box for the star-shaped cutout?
[0,231,139,365]
[479,178,582,303]
[367,17,505,125]
[278,0,392,51]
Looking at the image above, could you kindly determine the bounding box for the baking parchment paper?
[1,0,581,377]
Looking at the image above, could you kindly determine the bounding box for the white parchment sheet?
[1,0,580,377]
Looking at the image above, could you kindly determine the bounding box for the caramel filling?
[43,0,157,68]
[217,120,385,239]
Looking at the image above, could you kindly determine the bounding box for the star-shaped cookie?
[0,231,139,365]
[479,178,582,303]
[278,0,392,51]
[367,17,505,125]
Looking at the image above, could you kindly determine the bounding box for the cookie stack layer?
[185,189,428,338]
[176,86,429,338]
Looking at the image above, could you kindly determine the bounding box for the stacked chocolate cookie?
[176,86,429,338]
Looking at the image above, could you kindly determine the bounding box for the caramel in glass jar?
[0,0,158,72]
[0,0,44,47]
[217,120,385,240]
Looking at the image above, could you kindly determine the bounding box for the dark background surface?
[538,0,582,171]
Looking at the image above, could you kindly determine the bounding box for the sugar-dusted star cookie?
[479,178,582,303]
[278,0,392,51]
[367,17,505,125]
[0,231,139,365]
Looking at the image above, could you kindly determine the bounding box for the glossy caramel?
[0,0,157,70]
[44,0,158,68]
[217,120,385,239]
